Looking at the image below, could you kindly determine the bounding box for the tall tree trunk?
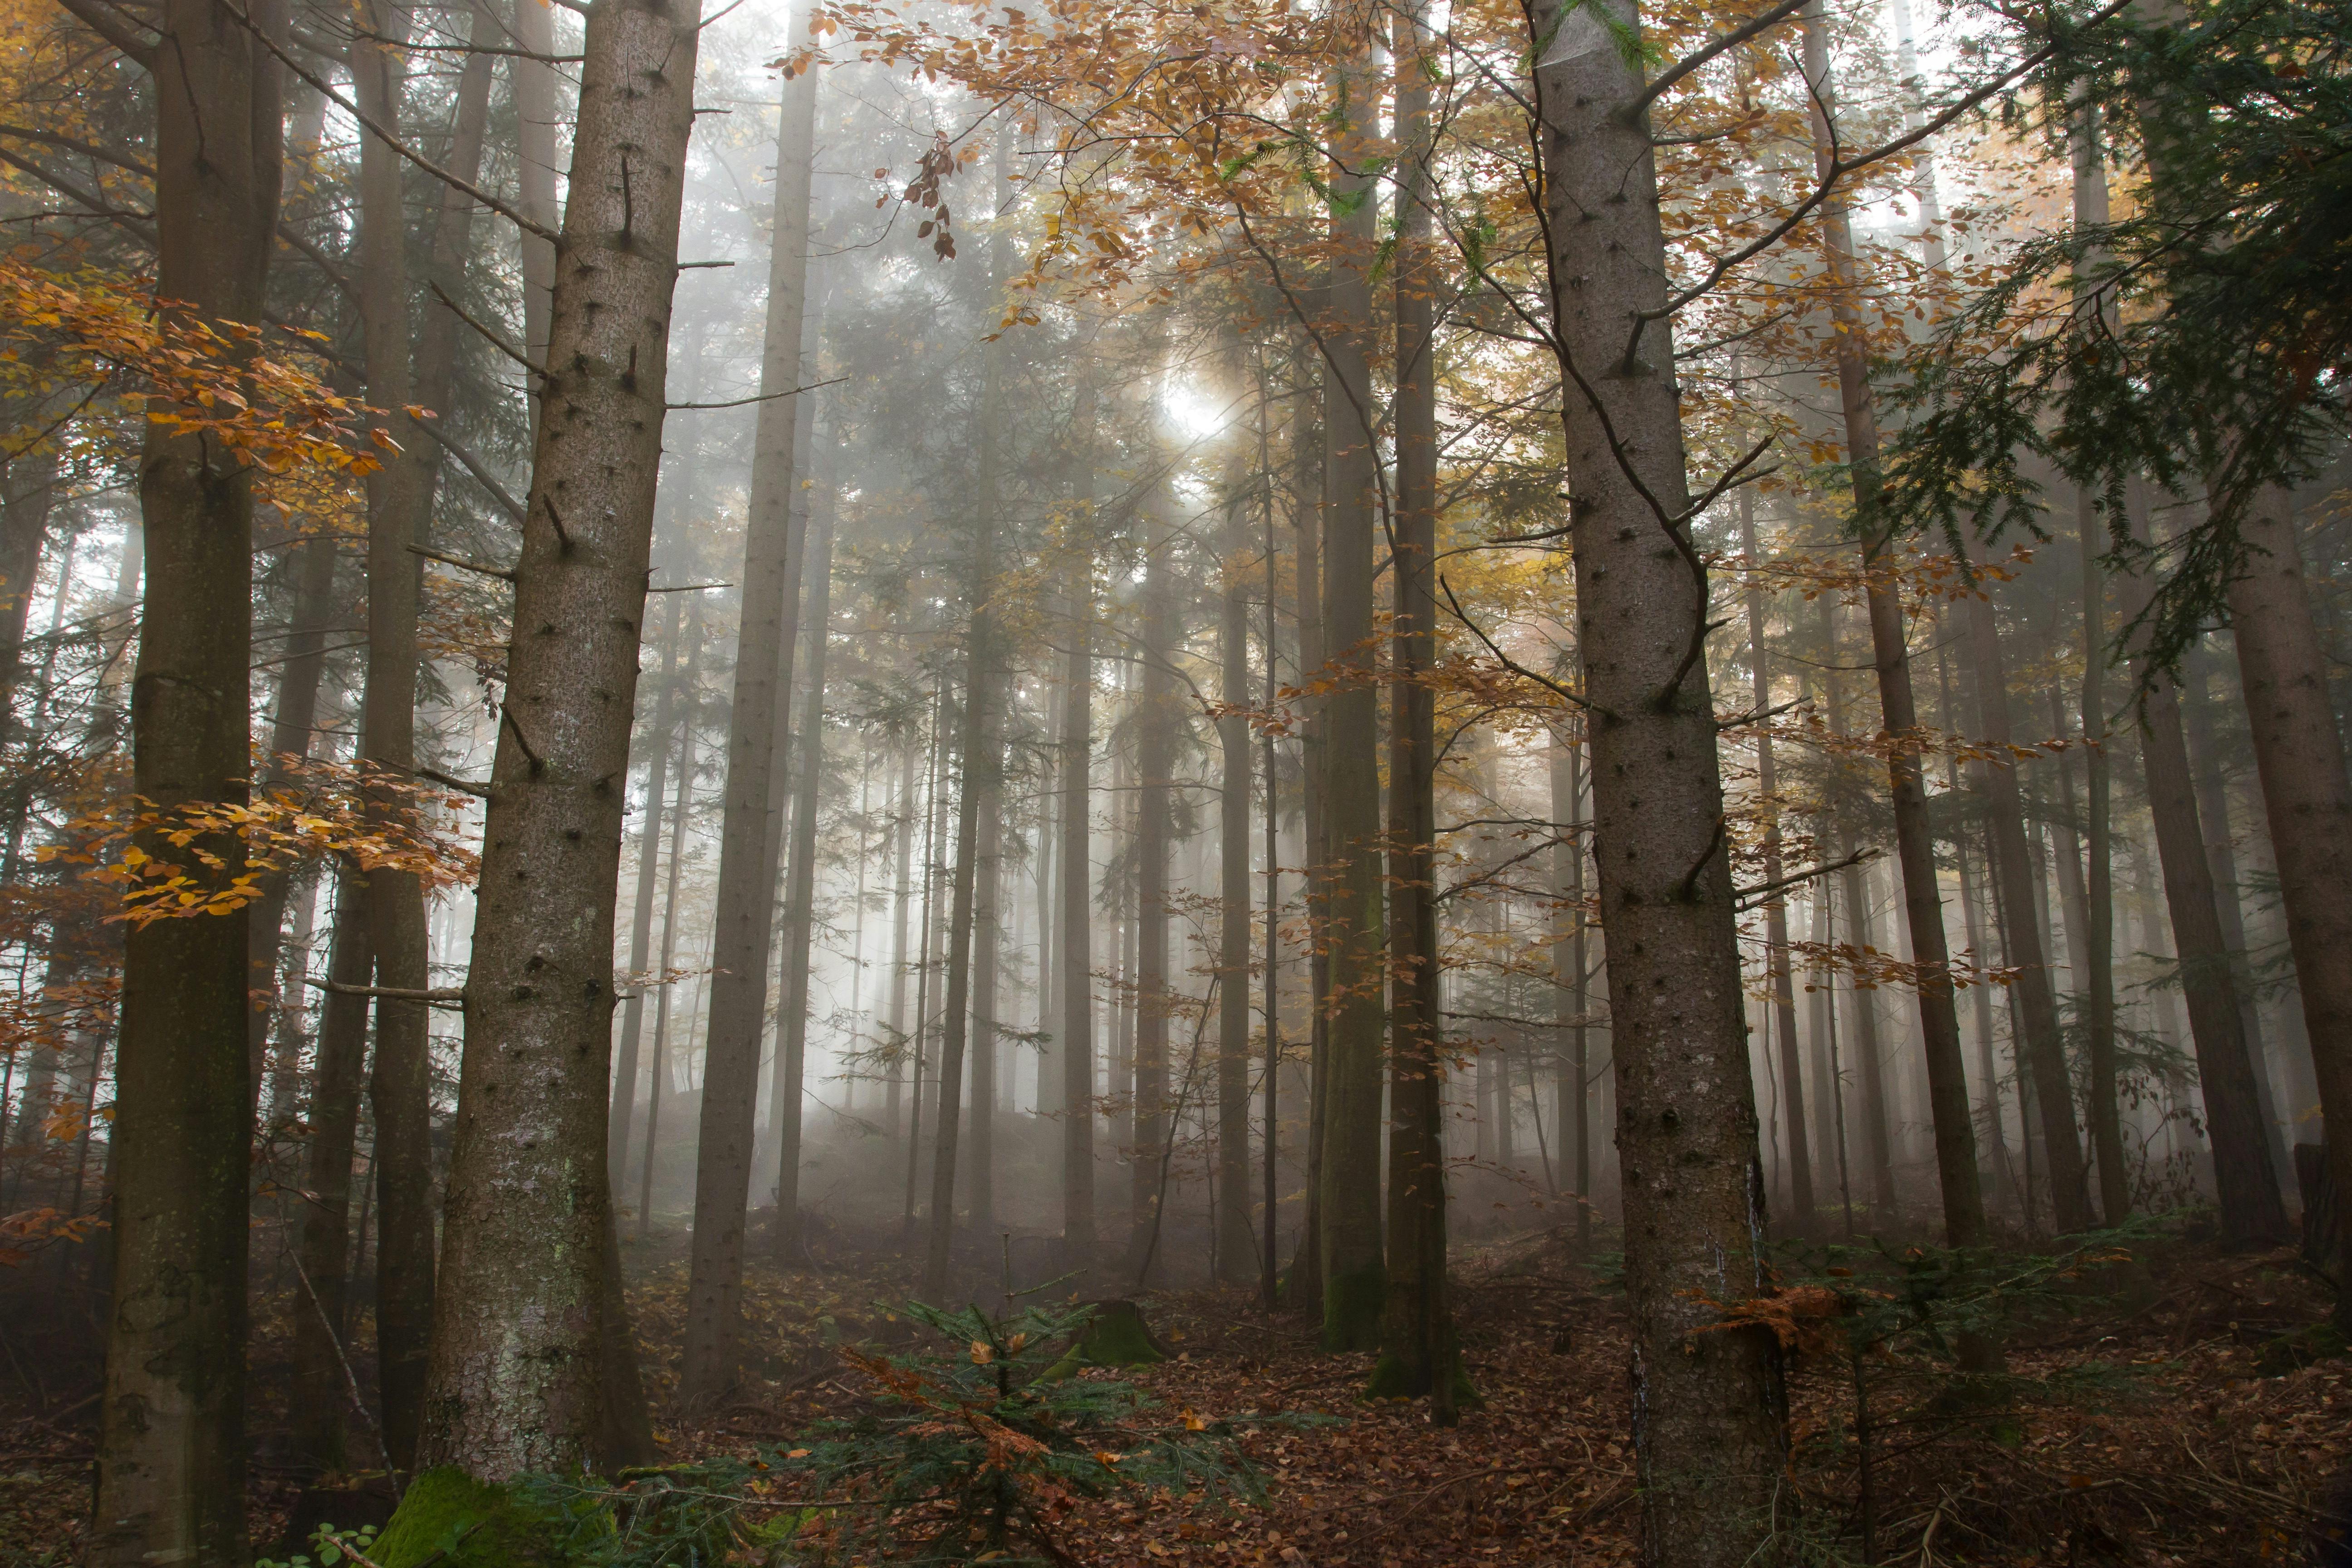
[1260,442,1283,1308]
[770,497,835,1253]
[965,696,1004,1235]
[1818,597,1896,1216]
[680,44,818,1399]
[94,0,281,1558]
[1289,397,1327,1313]
[510,0,559,397]
[1059,597,1094,1269]
[2220,487,2352,1292]
[1125,495,1174,1281]
[289,867,374,1475]
[1216,415,1256,1286]
[0,447,57,723]
[639,601,704,1241]
[1963,587,2094,1232]
[1550,731,1592,1251]
[1798,0,1988,1257]
[1314,18,1387,1350]
[416,0,701,1473]
[888,735,916,1139]
[351,4,437,1464]
[1377,5,1454,1413]
[1740,497,1813,1230]
[1530,3,1787,1558]
[613,591,686,1196]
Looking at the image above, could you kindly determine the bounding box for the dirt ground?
[3,1225,2347,1566]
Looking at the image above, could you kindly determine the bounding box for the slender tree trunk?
[2220,488,2352,1292]
[1550,731,1593,1252]
[1216,416,1256,1286]
[352,5,437,1462]
[0,448,56,722]
[510,0,559,398]
[289,866,374,1475]
[1798,0,1987,1256]
[1377,6,1454,1413]
[771,495,836,1252]
[1315,19,1387,1350]
[681,44,818,1399]
[965,699,1004,1235]
[416,0,702,1473]
[1260,448,1283,1308]
[1818,597,1896,1216]
[1740,498,1813,1231]
[1290,400,1327,1313]
[1059,598,1095,1269]
[1125,495,1175,1281]
[613,592,686,1194]
[888,736,916,1139]
[639,603,703,1240]
[94,1,280,1558]
[1530,3,1787,1556]
[1963,588,2093,1232]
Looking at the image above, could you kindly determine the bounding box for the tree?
[416,0,703,1475]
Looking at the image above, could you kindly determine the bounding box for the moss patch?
[372,1468,606,1568]
[1321,1265,1386,1353]
[1041,1299,1168,1378]
[2256,1322,2348,1378]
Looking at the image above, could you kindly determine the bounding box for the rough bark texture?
[680,49,817,1398]
[416,0,701,1474]
[1531,3,1788,1558]
[93,1,279,1559]
[2223,488,2352,1304]
[1314,24,1387,1350]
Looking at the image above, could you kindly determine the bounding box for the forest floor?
[0,1222,2347,1565]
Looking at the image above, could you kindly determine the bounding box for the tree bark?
[1530,2,1788,1557]
[1216,407,1256,1287]
[416,0,702,1474]
[1550,731,1593,1251]
[1059,596,1095,1269]
[680,44,818,1399]
[1124,494,1175,1282]
[639,602,704,1240]
[94,0,280,1558]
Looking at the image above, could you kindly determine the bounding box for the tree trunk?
[1217,412,1256,1287]
[1740,498,1813,1231]
[680,44,818,1399]
[1798,0,1987,1255]
[1530,3,1788,1557]
[416,0,701,1473]
[510,0,559,398]
[965,696,1004,1235]
[612,591,686,1195]
[1550,731,1593,1251]
[94,0,280,1558]
[2222,486,2352,1301]
[1125,495,1175,1282]
[1963,588,2094,1232]
[770,490,836,1253]
[351,3,437,1464]
[1376,6,1454,1413]
[1314,20,1387,1350]
[0,447,57,722]
[1289,397,1327,1313]
[888,736,917,1139]
[639,602,704,1240]
[1059,597,1095,1269]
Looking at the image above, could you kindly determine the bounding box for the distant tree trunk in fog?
[1216,433,1256,1287]
[639,601,703,1241]
[681,47,819,1400]
[888,736,917,1139]
[510,0,559,402]
[93,0,280,1557]
[965,699,1004,1236]
[1938,630,2014,1209]
[772,498,837,1253]
[1818,598,1894,1216]
[1059,597,1095,1269]
[1126,500,1175,1282]
[1315,18,1387,1352]
[1550,731,1592,1253]
[903,696,945,1235]
[246,529,338,1116]
[2217,488,2351,1283]
[0,448,56,724]
[1530,0,1790,1556]
[613,592,686,1195]
[1797,0,1987,1260]
[290,867,373,1475]
[1289,402,1327,1314]
[1962,587,2093,1234]
[1740,499,1813,1232]
[1376,9,1454,1412]
[1260,463,1282,1308]
[415,0,701,1474]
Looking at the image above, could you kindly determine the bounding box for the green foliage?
[255,1523,381,1568]
[776,1297,1277,1566]
[1883,0,2352,670]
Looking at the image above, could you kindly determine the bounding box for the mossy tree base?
[1363,1347,1484,1411]
[1041,1299,1168,1379]
[1321,1265,1386,1352]
[372,1468,599,1568]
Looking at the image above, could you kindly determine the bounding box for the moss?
[1040,1299,1168,1378]
[372,1468,606,1568]
[2256,1322,2349,1378]
[1362,1344,1485,1410]
[1320,1265,1386,1352]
